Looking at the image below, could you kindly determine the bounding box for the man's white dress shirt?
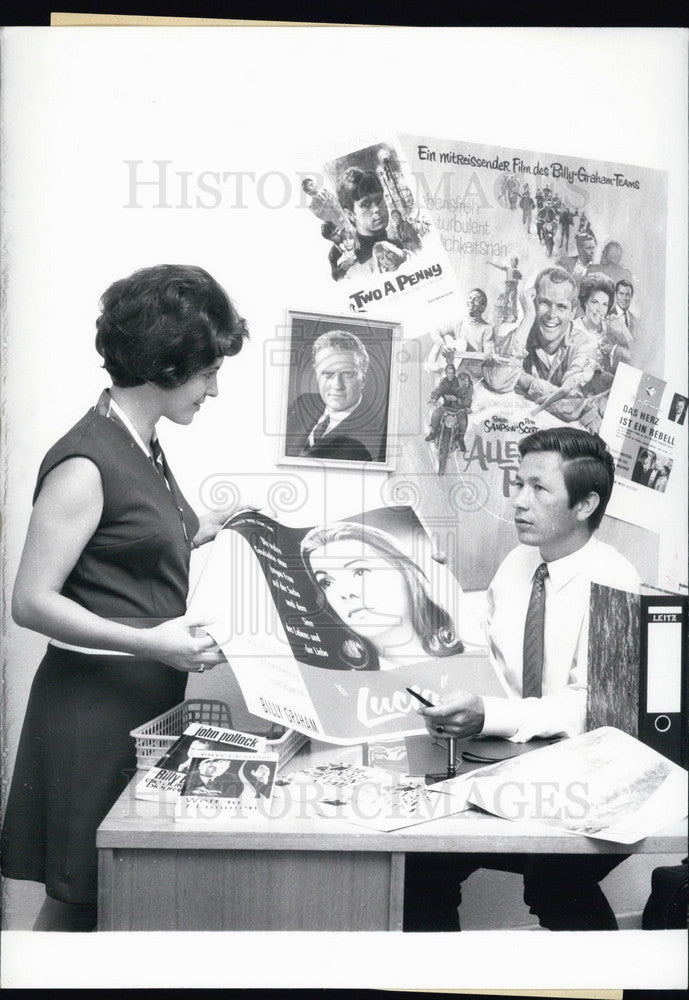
[481,535,640,742]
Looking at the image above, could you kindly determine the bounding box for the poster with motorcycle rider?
[383,135,668,589]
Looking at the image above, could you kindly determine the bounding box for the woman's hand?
[193,505,261,548]
[417,690,485,739]
[142,614,227,673]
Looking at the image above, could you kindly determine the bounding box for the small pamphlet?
[135,722,267,803]
[174,750,279,822]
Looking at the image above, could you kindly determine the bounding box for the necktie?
[522,562,549,699]
[311,414,330,446]
[623,311,629,329]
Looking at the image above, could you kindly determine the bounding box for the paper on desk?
[271,759,473,830]
[463,726,688,844]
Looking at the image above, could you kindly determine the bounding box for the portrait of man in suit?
[283,316,394,466]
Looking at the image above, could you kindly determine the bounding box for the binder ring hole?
[654,715,671,733]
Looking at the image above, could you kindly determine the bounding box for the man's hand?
[417,691,485,739]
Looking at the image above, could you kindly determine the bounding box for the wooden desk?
[97,743,687,932]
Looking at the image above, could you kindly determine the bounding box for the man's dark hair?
[518,427,615,532]
[337,166,384,214]
[615,278,634,296]
[96,264,248,387]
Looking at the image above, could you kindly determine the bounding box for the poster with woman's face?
[187,505,507,744]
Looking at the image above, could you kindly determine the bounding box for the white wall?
[1,26,687,990]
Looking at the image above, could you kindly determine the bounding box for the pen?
[406,686,435,708]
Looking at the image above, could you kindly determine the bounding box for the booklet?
[175,750,279,822]
[187,504,508,745]
[135,723,267,803]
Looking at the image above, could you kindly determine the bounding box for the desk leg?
[97,848,115,932]
[388,852,405,930]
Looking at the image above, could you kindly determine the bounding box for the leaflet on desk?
[186,505,509,745]
[463,726,688,844]
[136,722,267,802]
[390,135,670,590]
[174,750,279,822]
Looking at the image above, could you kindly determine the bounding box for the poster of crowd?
[186,506,506,744]
[382,135,671,589]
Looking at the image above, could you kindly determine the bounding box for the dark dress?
[0,394,199,905]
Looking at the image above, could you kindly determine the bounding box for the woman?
[1,264,247,931]
[572,273,631,389]
[300,521,464,671]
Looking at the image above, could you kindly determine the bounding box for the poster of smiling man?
[384,136,671,590]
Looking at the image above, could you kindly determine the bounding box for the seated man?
[404,428,640,932]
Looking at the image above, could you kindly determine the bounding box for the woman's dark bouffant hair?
[95,264,248,387]
[577,273,615,314]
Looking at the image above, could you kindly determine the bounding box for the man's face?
[199,759,228,781]
[534,276,576,347]
[466,290,486,317]
[314,348,365,412]
[347,190,388,237]
[445,365,456,379]
[512,451,584,559]
[616,284,633,311]
[641,452,652,471]
[579,238,596,264]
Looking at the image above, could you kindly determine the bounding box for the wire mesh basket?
[130,698,309,771]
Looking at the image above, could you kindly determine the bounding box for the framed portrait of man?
[279,310,400,470]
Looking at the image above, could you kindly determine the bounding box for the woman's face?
[159,357,224,425]
[585,290,610,327]
[308,539,413,642]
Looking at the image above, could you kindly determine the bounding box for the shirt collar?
[322,398,361,429]
[539,535,599,593]
[98,388,158,459]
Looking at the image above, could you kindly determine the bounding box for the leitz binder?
[588,584,688,768]
[639,595,688,767]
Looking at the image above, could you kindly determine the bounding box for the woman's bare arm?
[12,457,224,672]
